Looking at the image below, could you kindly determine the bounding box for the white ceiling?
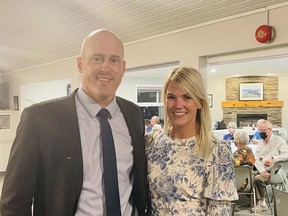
[1,0,288,77]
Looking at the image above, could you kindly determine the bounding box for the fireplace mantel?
[221,100,284,108]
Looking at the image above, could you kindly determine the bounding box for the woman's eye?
[166,95,174,99]
[184,95,192,100]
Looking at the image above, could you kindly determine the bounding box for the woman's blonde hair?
[162,67,213,158]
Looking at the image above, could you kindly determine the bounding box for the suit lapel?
[60,90,83,199]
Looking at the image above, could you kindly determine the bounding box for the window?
[124,61,179,121]
[137,86,163,120]
[137,86,162,104]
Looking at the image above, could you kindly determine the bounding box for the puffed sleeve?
[204,140,238,201]
[233,149,244,166]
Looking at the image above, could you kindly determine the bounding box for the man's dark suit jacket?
[0,89,149,216]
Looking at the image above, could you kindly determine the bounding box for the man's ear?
[121,60,126,77]
[77,57,83,73]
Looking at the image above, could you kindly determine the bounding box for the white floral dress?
[145,132,238,216]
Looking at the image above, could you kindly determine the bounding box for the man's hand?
[260,170,270,179]
[251,138,259,144]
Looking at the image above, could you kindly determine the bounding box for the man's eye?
[92,56,104,63]
[109,57,121,65]
[95,58,102,62]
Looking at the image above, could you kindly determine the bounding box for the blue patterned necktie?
[97,108,121,216]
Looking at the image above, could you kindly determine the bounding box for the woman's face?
[228,126,236,134]
[165,82,200,133]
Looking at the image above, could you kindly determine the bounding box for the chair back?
[234,165,253,193]
[272,187,288,216]
[269,160,288,188]
[234,165,257,214]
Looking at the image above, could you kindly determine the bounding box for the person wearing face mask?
[250,119,265,144]
[223,121,237,141]
[252,120,288,213]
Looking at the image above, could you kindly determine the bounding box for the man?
[252,119,288,213]
[145,115,160,134]
[250,119,264,144]
[0,29,149,215]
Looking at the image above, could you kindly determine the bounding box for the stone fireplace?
[237,113,267,128]
[222,76,283,128]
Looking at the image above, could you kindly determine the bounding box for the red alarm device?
[255,25,273,43]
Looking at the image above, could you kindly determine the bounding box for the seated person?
[152,123,162,133]
[250,119,265,144]
[146,115,160,134]
[223,121,237,141]
[233,130,256,192]
[253,120,288,213]
[144,119,151,135]
[233,130,255,167]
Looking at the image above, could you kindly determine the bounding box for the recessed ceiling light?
[266,73,277,76]
[210,68,217,73]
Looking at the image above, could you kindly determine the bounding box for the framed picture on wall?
[208,94,213,107]
[239,83,263,100]
[13,96,19,111]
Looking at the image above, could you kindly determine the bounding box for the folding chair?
[234,165,257,214]
[272,187,288,216]
[265,160,288,214]
[229,202,236,216]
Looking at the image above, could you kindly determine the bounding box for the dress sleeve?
[204,140,238,202]
[246,147,256,166]
[233,149,244,166]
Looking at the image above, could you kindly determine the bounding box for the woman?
[146,67,238,215]
[233,130,255,167]
[223,121,237,141]
[233,130,255,193]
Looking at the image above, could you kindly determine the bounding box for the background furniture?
[265,161,288,214]
[272,187,288,216]
[234,165,256,214]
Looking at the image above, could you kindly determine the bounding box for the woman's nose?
[174,98,184,107]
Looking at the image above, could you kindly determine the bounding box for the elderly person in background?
[233,130,255,167]
[233,130,256,193]
[250,119,265,144]
[252,120,288,213]
[223,121,237,141]
[146,115,160,134]
[152,123,162,133]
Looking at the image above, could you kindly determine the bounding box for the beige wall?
[1,3,288,196]
[4,4,288,128]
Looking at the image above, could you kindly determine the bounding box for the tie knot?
[97,108,111,120]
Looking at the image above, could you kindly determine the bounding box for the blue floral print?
[146,132,238,215]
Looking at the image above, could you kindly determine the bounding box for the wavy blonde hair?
[162,67,213,158]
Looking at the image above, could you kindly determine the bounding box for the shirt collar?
[263,134,274,144]
[77,87,117,118]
